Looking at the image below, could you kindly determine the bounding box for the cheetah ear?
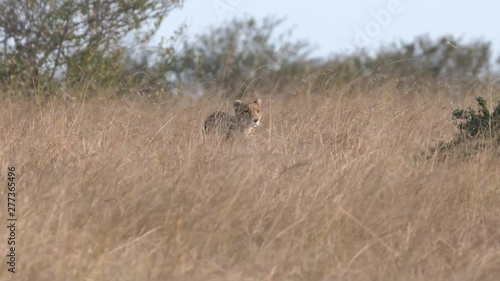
[233,100,243,111]
[255,98,262,106]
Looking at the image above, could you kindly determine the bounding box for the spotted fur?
[203,99,262,139]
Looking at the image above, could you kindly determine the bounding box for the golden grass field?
[1,86,499,281]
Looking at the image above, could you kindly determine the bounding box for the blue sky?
[152,0,499,59]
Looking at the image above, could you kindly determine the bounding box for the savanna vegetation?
[1,1,499,280]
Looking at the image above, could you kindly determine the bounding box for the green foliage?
[0,0,183,92]
[452,97,500,139]
[317,35,493,91]
[429,97,500,161]
[372,35,491,80]
[173,16,311,95]
[65,48,126,90]
[117,16,311,97]
[103,29,498,98]
[0,4,498,98]
[112,25,187,96]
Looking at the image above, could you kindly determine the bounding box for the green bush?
[0,0,183,93]
[429,97,500,161]
[452,97,500,139]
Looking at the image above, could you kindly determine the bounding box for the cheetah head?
[234,98,262,128]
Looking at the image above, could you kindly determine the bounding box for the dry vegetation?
[1,86,500,281]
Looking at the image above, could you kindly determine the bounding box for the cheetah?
[203,98,262,139]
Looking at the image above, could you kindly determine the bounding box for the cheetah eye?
[244,109,250,113]
[257,110,260,113]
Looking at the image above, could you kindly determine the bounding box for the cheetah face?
[234,98,262,128]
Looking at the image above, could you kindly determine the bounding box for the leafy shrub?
[0,0,183,92]
[429,97,500,161]
[169,16,311,95]
[452,97,500,139]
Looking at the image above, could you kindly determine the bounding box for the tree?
[171,17,311,95]
[0,0,183,92]
[332,35,491,82]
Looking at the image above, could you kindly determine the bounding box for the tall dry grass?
[1,86,499,281]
